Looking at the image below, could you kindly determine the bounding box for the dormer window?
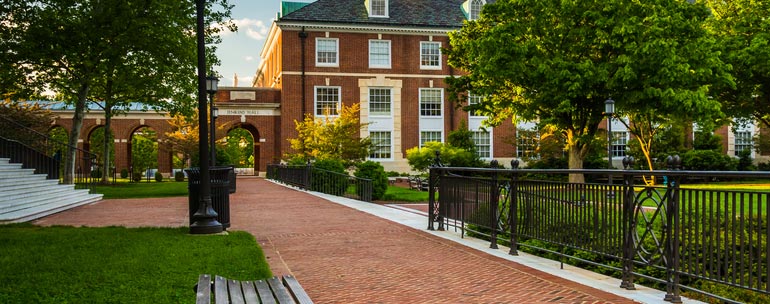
[369,0,388,18]
[469,0,484,20]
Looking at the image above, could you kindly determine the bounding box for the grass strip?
[0,224,271,304]
[92,181,189,199]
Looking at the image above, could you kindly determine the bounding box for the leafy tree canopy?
[446,0,731,179]
[287,103,371,166]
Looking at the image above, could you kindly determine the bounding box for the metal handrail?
[266,163,373,202]
[0,114,101,189]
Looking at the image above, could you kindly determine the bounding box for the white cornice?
[281,71,453,79]
[276,21,457,36]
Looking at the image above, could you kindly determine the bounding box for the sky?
[214,1,313,87]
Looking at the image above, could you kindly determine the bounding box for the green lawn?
[0,224,271,304]
[380,186,429,202]
[92,181,189,199]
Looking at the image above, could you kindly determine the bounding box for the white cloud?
[213,18,269,40]
[245,56,255,62]
[236,18,269,40]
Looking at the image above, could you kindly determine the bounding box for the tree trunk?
[101,106,112,184]
[567,146,585,183]
[63,84,89,184]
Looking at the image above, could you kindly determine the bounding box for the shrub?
[154,171,163,182]
[758,161,770,171]
[406,142,481,172]
[736,149,755,171]
[90,169,102,178]
[681,150,737,171]
[132,172,143,182]
[174,171,185,182]
[354,161,388,200]
[311,158,347,195]
[120,168,128,179]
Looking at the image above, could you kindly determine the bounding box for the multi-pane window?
[468,93,484,117]
[516,129,539,159]
[735,131,753,156]
[420,42,441,69]
[370,0,388,17]
[420,131,442,147]
[611,131,628,157]
[369,40,391,68]
[369,131,392,159]
[315,86,340,116]
[316,38,338,66]
[472,130,491,159]
[420,88,442,117]
[369,88,391,116]
[470,0,483,20]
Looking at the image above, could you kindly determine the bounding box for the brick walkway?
[36,177,639,303]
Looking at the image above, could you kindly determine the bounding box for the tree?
[0,100,55,147]
[446,0,731,182]
[131,127,158,178]
[707,0,770,130]
[447,120,477,156]
[287,103,371,166]
[0,0,234,184]
[166,112,201,168]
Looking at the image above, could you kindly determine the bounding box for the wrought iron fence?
[0,115,100,189]
[266,163,373,202]
[429,157,770,303]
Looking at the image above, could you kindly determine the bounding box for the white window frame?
[420,41,441,70]
[369,0,389,18]
[472,130,492,159]
[369,131,392,160]
[468,92,484,117]
[315,38,339,67]
[368,88,392,117]
[314,86,341,117]
[469,0,484,21]
[734,130,753,156]
[369,40,391,69]
[611,131,628,158]
[419,88,443,117]
[420,131,443,148]
[516,128,539,159]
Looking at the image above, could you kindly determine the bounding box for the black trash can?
[227,165,236,194]
[185,167,231,229]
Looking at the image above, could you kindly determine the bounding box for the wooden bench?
[195,274,313,304]
[408,176,429,191]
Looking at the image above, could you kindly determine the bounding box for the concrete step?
[0,183,78,206]
[0,193,103,223]
[0,159,103,223]
[0,167,37,177]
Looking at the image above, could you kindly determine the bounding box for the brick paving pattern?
[36,177,636,303]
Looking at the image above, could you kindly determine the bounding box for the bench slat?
[255,279,276,304]
[214,276,229,304]
[268,276,295,304]
[196,274,212,304]
[282,275,313,304]
[228,279,245,304]
[240,281,259,304]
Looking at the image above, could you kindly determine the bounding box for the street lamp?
[605,98,615,193]
[206,75,219,166]
[189,0,222,234]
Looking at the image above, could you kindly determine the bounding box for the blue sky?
[213,0,284,87]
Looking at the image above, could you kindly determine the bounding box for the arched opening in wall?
[222,124,260,175]
[129,126,158,182]
[86,126,115,182]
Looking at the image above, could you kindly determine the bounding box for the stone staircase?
[0,158,103,223]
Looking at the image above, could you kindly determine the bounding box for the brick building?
[252,0,512,172]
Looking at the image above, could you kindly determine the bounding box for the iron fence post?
[489,160,499,249]
[620,156,637,290]
[664,155,683,303]
[428,166,436,230]
[304,161,312,190]
[509,159,520,255]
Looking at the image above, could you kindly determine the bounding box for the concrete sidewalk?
[35,177,699,303]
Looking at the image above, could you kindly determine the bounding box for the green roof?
[281,1,312,18]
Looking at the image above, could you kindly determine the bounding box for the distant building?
[252,0,512,172]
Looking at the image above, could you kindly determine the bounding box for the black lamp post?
[190,0,222,234]
[605,98,615,191]
[206,75,219,166]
